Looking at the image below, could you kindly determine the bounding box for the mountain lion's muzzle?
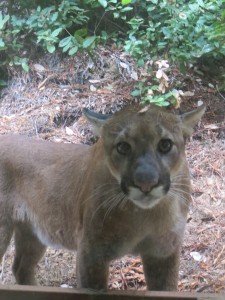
[120,153,171,209]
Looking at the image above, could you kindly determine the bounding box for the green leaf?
[98,0,107,8]
[47,44,55,53]
[0,14,9,30]
[0,80,7,87]
[149,96,164,103]
[74,34,83,44]
[75,28,88,37]
[122,0,132,5]
[197,0,204,7]
[68,46,78,55]
[0,38,5,48]
[162,27,171,38]
[59,36,72,47]
[83,36,96,48]
[51,12,58,23]
[188,3,199,11]
[201,44,215,54]
[22,62,29,72]
[157,101,170,106]
[121,7,133,12]
[62,42,72,53]
[131,89,140,97]
[51,28,63,37]
[113,12,120,18]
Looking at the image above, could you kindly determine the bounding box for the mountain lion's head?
[84,104,205,209]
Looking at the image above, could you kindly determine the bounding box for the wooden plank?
[0,285,223,300]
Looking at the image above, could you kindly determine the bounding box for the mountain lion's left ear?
[83,108,112,136]
[181,104,206,138]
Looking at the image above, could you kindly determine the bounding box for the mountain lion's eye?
[158,139,173,154]
[116,142,131,155]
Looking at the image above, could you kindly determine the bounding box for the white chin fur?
[128,186,165,209]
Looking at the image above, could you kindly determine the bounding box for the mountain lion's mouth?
[120,176,170,209]
[126,185,168,209]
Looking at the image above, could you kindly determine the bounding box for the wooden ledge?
[0,285,223,300]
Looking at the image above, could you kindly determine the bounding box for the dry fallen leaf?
[198,100,204,106]
[131,71,138,80]
[90,85,97,92]
[155,60,169,69]
[65,127,74,136]
[120,62,128,69]
[89,79,101,84]
[204,124,220,130]
[190,251,202,261]
[182,91,195,97]
[156,69,163,79]
[33,63,46,72]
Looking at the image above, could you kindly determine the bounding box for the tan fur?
[0,104,205,290]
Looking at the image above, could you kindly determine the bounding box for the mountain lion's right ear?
[83,108,112,136]
[181,104,206,139]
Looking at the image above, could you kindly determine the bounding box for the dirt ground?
[0,49,224,294]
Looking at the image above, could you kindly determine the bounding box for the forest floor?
[0,48,224,294]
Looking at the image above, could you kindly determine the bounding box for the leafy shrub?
[0,1,93,72]
[123,0,225,105]
[124,0,225,63]
[1,0,225,105]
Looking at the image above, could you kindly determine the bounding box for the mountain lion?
[0,104,205,291]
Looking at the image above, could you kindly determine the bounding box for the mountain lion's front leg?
[141,248,180,291]
[13,224,46,285]
[76,241,109,290]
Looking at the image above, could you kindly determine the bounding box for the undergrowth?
[1,0,225,105]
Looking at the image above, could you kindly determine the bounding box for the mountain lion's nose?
[134,179,159,193]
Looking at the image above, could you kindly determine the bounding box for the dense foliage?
[1,0,225,104]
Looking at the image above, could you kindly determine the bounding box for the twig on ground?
[0,255,6,281]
